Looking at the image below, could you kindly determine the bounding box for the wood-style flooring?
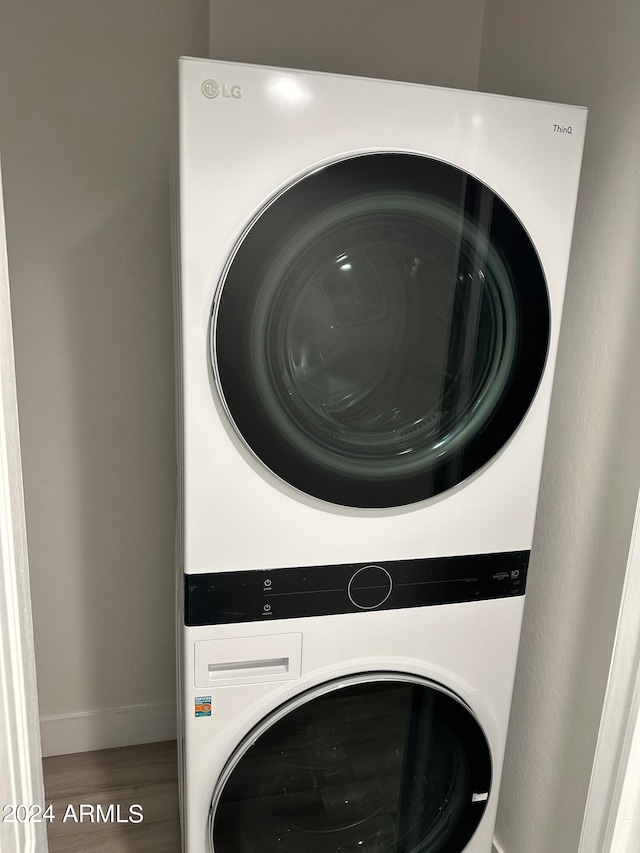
[42,740,180,853]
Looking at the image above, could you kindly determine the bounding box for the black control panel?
[184,551,529,627]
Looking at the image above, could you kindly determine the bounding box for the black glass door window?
[210,675,491,852]
[213,154,549,507]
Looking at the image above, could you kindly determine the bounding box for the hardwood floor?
[42,740,181,853]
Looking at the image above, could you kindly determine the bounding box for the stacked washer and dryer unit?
[175,58,586,853]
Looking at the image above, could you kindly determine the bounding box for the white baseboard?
[40,701,177,757]
[493,838,505,853]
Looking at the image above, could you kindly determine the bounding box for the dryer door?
[213,153,549,508]
[210,674,492,853]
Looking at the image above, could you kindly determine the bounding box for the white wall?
[0,0,209,754]
[478,1,640,850]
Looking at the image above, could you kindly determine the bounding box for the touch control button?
[348,565,392,610]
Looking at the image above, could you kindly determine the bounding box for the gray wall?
[479,0,640,850]
[2,7,637,849]
[0,0,485,755]
[0,0,209,752]
[209,0,485,87]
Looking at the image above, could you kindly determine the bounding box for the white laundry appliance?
[174,57,586,852]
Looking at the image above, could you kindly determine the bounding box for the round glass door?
[210,674,492,852]
[213,154,549,507]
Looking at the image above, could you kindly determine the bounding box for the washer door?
[210,674,492,853]
[213,154,549,508]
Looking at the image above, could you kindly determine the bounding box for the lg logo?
[201,79,242,99]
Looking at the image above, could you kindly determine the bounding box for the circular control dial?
[348,565,393,609]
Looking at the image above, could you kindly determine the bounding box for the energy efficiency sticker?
[195,696,212,717]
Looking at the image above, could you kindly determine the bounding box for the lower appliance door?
[209,673,491,852]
